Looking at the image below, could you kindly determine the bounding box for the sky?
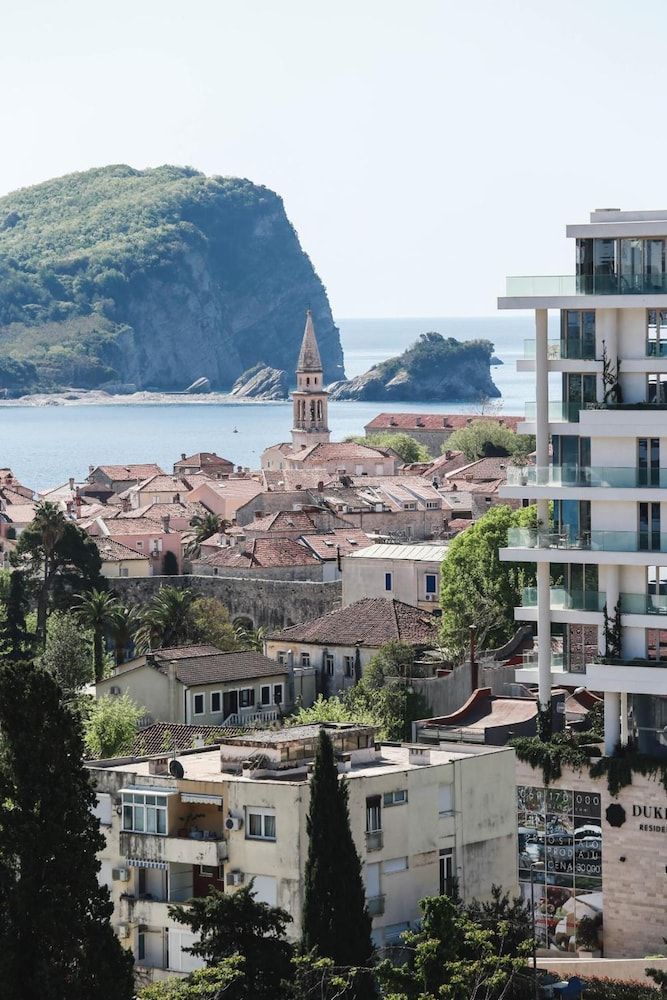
[3,0,667,317]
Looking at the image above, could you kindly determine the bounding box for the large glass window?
[246,808,276,841]
[648,373,667,404]
[638,438,660,485]
[646,311,667,356]
[366,796,382,833]
[647,629,667,661]
[563,374,596,420]
[122,791,169,835]
[639,502,661,551]
[561,311,596,360]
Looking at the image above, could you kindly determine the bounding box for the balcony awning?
[126,858,168,870]
[121,785,178,796]
[181,792,223,806]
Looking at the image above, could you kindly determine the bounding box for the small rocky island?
[329,331,500,402]
[230,363,289,400]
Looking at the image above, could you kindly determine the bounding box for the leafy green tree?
[109,601,139,665]
[138,958,247,999]
[346,432,430,464]
[445,419,535,460]
[302,729,373,980]
[185,512,229,559]
[13,500,65,641]
[73,589,120,681]
[375,894,531,1000]
[83,692,145,758]
[0,658,134,999]
[439,504,536,659]
[188,597,242,650]
[169,884,293,1000]
[0,569,32,659]
[162,550,179,575]
[135,585,195,651]
[463,885,532,964]
[40,610,94,694]
[234,620,266,652]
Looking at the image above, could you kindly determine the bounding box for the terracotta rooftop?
[444,457,512,483]
[245,510,319,534]
[365,413,521,432]
[289,442,392,464]
[132,722,245,756]
[200,537,321,569]
[262,471,336,491]
[299,529,374,559]
[131,475,193,494]
[155,649,288,686]
[102,517,170,536]
[269,597,438,648]
[0,502,37,523]
[118,501,208,520]
[92,464,164,481]
[174,452,234,469]
[151,644,223,660]
[95,537,150,562]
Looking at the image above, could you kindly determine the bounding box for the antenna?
[169,758,184,780]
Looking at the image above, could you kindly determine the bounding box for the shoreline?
[0,390,293,408]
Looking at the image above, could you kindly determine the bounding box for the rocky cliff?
[230,363,289,400]
[329,331,500,402]
[0,165,344,393]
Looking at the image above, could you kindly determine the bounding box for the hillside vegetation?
[0,165,343,393]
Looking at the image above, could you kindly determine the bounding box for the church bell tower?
[291,310,331,449]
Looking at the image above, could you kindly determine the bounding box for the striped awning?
[181,792,223,806]
[126,857,168,870]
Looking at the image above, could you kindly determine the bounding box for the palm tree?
[109,602,140,666]
[26,501,67,643]
[234,622,266,652]
[134,586,195,653]
[184,512,229,559]
[73,589,120,681]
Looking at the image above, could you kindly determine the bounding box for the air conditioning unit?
[110,685,121,696]
[225,814,243,832]
[227,870,245,887]
[424,594,436,603]
[112,867,130,882]
[117,924,129,940]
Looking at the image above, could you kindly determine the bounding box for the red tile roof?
[245,510,320,533]
[132,722,245,756]
[174,452,234,469]
[300,529,373,559]
[103,517,170,536]
[155,649,288,686]
[200,537,321,569]
[96,537,150,562]
[289,442,392,465]
[93,464,165,481]
[365,413,521,432]
[269,597,438,647]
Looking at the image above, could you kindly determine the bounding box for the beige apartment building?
[89,723,518,981]
[341,542,447,609]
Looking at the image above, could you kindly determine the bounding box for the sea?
[0,316,541,491]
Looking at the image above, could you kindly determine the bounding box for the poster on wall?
[517,785,602,953]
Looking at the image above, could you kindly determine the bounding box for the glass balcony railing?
[521,651,565,670]
[523,339,597,361]
[646,340,667,357]
[521,587,606,612]
[620,593,667,616]
[506,527,667,553]
[524,401,583,422]
[507,274,667,296]
[507,465,667,488]
[595,656,667,669]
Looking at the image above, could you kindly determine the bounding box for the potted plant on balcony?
[178,809,204,839]
[576,912,602,958]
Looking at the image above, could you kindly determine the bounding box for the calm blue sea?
[0,316,538,490]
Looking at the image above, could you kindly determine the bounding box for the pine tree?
[302,728,373,970]
[0,658,134,1000]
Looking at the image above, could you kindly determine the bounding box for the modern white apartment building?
[89,723,517,981]
[499,208,667,756]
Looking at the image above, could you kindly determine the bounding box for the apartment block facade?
[499,208,667,756]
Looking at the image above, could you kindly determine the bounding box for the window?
[277,651,287,665]
[301,651,310,667]
[648,373,667,404]
[403,502,416,510]
[239,688,255,709]
[324,653,334,676]
[210,692,221,714]
[384,572,392,592]
[273,684,283,704]
[137,930,145,962]
[260,685,271,706]
[122,791,168,835]
[647,310,667,357]
[438,784,453,815]
[246,808,276,841]
[439,848,455,896]
[638,438,660,486]
[383,789,408,807]
[639,502,661,551]
[382,856,408,874]
[384,922,409,944]
[136,540,144,548]
[199,865,223,877]
[344,655,355,678]
[425,573,437,595]
[648,629,667,662]
[366,795,382,833]
[119,567,129,578]
[193,693,205,716]
[560,310,596,359]
[425,500,440,509]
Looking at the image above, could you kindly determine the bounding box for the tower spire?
[291,309,330,448]
[297,309,323,373]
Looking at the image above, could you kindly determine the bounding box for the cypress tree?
[302,728,373,970]
[0,658,134,1000]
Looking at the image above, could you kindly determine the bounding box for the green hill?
[0,165,344,393]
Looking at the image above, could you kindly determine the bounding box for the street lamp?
[529,860,545,1000]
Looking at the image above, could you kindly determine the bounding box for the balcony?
[507,274,667,296]
[120,831,228,867]
[119,895,172,926]
[620,593,667,616]
[507,527,667,554]
[365,830,383,852]
[507,465,667,489]
[524,401,583,423]
[366,894,386,917]
[521,587,605,612]
[523,339,596,361]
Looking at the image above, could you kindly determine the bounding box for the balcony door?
[563,373,596,419]
[638,438,660,486]
[639,502,661,551]
[222,690,238,719]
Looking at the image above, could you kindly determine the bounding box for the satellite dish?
[169,759,184,779]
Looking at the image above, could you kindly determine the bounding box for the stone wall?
[412,661,518,718]
[109,575,341,630]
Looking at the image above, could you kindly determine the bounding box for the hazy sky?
[3,0,667,317]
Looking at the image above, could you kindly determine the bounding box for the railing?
[507,465,667,488]
[523,339,597,361]
[521,651,565,670]
[620,593,667,616]
[507,527,667,553]
[222,708,280,727]
[365,830,383,852]
[595,656,667,669]
[524,401,584,422]
[507,274,667,296]
[521,587,605,612]
[366,895,386,917]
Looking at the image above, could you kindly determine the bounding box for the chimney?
[317,481,324,492]
[167,661,179,722]
[445,450,452,460]
[68,476,75,491]
[254,510,264,519]
[88,464,94,474]
[181,453,186,461]
[121,497,131,512]
[66,500,73,515]
[162,515,171,533]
